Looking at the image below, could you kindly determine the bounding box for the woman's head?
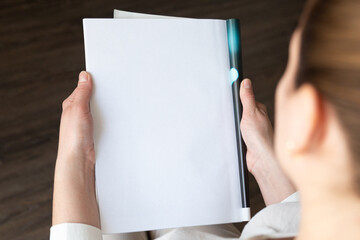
[275,0,360,194]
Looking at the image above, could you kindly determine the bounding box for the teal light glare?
[227,23,239,53]
[230,67,239,84]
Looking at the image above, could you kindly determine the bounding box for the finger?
[73,71,93,111]
[240,78,256,115]
[256,102,268,114]
[62,88,77,110]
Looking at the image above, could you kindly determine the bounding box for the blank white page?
[83,17,250,234]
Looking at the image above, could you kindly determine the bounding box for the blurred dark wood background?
[0,0,304,239]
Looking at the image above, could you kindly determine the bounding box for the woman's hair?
[297,0,360,191]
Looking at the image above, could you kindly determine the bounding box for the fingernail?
[79,71,88,83]
[243,78,252,89]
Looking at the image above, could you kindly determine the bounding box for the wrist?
[53,156,100,228]
[250,146,276,178]
[54,156,96,195]
[250,151,296,205]
[55,150,95,173]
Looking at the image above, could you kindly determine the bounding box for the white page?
[83,16,250,234]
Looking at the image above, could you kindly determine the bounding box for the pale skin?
[275,29,360,240]
[53,71,100,228]
[53,27,360,240]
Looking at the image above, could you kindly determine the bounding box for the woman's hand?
[52,71,100,228]
[240,78,296,205]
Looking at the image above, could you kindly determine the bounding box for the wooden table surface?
[0,0,304,239]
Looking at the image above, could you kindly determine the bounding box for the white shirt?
[50,192,300,240]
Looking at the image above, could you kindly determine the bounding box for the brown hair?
[297,0,360,190]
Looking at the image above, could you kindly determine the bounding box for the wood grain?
[0,0,304,239]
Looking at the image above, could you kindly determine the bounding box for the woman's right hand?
[240,78,296,205]
[53,71,100,228]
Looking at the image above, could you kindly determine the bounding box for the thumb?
[240,78,256,115]
[73,71,93,111]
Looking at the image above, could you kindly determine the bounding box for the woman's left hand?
[240,78,296,205]
[52,71,100,228]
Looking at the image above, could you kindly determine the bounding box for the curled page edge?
[114,9,181,19]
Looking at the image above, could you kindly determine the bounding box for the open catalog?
[83,9,250,234]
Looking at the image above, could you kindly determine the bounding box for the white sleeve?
[240,192,300,240]
[281,191,300,203]
[50,223,102,240]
